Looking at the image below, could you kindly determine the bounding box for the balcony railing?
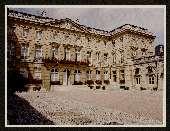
[42,57,90,67]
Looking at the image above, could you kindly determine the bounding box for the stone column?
[125,65,133,89]
[42,66,50,91]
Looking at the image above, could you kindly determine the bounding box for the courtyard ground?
[7,86,163,125]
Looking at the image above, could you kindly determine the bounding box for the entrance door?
[63,69,70,85]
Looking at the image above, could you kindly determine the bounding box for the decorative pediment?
[53,19,87,33]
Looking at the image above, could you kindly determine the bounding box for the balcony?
[42,57,90,68]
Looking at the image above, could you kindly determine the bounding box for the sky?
[10,7,165,45]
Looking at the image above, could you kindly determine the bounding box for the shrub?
[102,86,105,90]
[124,86,129,90]
[104,80,110,85]
[120,86,125,89]
[96,86,100,89]
[95,80,102,85]
[86,80,94,85]
[140,87,146,90]
[90,86,93,89]
[153,87,158,91]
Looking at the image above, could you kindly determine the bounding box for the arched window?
[86,70,92,80]
[51,68,59,81]
[96,70,101,80]
[104,71,109,80]
[75,70,81,82]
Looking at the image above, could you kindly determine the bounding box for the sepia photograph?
[5,5,166,127]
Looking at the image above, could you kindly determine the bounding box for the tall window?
[7,42,15,59]
[86,70,92,80]
[51,69,59,81]
[104,53,108,63]
[96,70,100,80]
[87,51,92,64]
[96,52,100,62]
[120,53,124,63]
[65,48,70,60]
[36,31,42,40]
[34,65,41,79]
[51,46,58,58]
[104,71,109,80]
[35,45,42,59]
[113,53,116,64]
[75,50,81,61]
[136,77,140,84]
[75,70,81,82]
[149,75,154,84]
[113,71,117,82]
[21,44,29,59]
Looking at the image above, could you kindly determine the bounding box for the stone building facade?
[7,10,164,91]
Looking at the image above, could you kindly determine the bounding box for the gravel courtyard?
[7,86,163,125]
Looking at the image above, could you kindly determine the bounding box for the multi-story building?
[7,9,164,91]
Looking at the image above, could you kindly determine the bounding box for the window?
[21,44,29,59]
[135,68,140,75]
[86,70,92,80]
[120,53,124,63]
[23,28,29,37]
[35,46,42,59]
[65,48,70,60]
[148,67,153,74]
[104,53,108,63]
[87,51,92,63]
[96,52,100,62]
[120,70,125,80]
[75,70,81,81]
[20,68,28,78]
[34,65,41,79]
[113,53,116,64]
[112,40,115,47]
[51,46,58,58]
[7,42,15,58]
[75,50,81,61]
[104,71,109,80]
[96,70,100,80]
[113,71,117,82]
[149,75,154,84]
[36,31,42,40]
[136,77,140,84]
[51,69,59,81]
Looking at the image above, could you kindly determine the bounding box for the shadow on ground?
[7,71,54,125]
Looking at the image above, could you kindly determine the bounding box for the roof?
[8,9,155,38]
